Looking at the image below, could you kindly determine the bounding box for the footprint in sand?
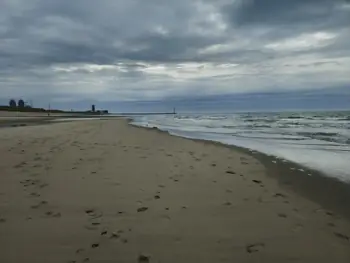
[85,209,95,215]
[273,193,287,198]
[154,195,160,200]
[334,232,350,241]
[226,170,236,175]
[252,180,262,184]
[246,242,265,253]
[110,232,120,239]
[14,161,27,168]
[39,183,49,188]
[76,248,85,254]
[20,179,39,187]
[45,211,62,218]
[91,243,99,248]
[137,207,149,213]
[326,211,334,216]
[31,200,48,209]
[138,254,150,263]
[277,213,287,218]
[30,192,41,197]
[0,217,6,223]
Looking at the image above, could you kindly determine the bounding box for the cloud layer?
[1,0,349,109]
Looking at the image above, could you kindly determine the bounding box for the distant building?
[91,105,95,112]
[9,99,17,108]
[18,99,25,108]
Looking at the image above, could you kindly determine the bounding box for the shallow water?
[132,111,350,182]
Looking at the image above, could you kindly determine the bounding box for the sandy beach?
[1,119,350,263]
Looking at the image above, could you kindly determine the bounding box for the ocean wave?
[131,111,350,182]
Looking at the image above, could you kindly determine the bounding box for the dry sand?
[0,111,74,117]
[0,119,350,263]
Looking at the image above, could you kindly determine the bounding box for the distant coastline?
[0,105,108,115]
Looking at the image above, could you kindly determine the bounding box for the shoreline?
[130,121,350,221]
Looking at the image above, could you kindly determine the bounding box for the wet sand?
[1,119,350,263]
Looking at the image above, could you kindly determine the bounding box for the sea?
[131,111,350,183]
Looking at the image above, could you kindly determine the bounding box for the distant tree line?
[1,99,109,115]
[0,99,51,113]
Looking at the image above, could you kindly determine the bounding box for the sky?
[0,0,350,112]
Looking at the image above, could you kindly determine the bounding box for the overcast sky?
[1,0,350,111]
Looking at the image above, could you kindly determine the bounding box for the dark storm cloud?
[0,0,213,67]
[221,0,350,56]
[225,0,350,28]
[1,0,349,67]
